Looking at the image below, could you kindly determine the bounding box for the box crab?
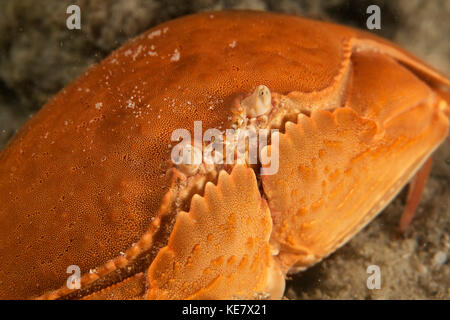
[0,11,448,299]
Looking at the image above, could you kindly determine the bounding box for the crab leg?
[399,157,433,232]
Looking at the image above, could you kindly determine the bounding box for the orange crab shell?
[0,10,448,299]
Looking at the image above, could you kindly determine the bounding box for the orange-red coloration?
[146,165,274,299]
[81,273,146,300]
[0,11,448,299]
[398,157,434,232]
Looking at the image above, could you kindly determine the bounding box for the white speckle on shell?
[126,100,135,109]
[147,30,162,39]
[170,48,180,62]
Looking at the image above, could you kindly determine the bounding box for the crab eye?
[174,143,202,176]
[242,85,272,118]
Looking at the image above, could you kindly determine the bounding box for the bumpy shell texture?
[0,10,448,299]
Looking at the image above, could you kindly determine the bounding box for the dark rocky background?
[0,0,448,299]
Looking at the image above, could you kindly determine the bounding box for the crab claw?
[146,165,284,299]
